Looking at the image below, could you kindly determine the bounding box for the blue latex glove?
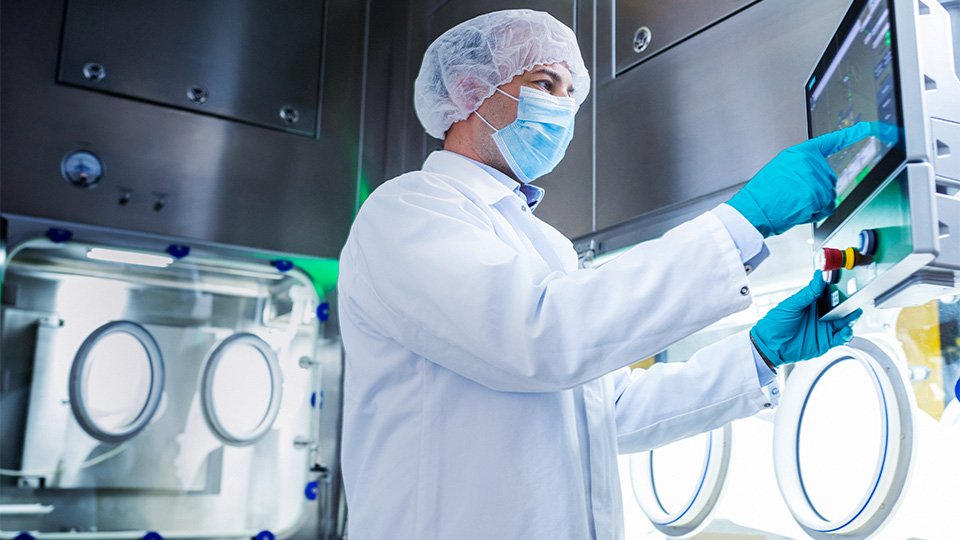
[728,122,880,238]
[750,272,863,367]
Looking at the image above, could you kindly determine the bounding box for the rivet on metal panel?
[118,189,132,206]
[186,85,208,104]
[152,193,167,212]
[633,26,652,53]
[279,106,300,124]
[82,62,106,82]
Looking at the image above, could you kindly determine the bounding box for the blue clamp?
[142,532,163,540]
[46,228,73,243]
[14,533,35,540]
[955,377,959,402]
[317,302,330,322]
[166,244,191,259]
[304,480,319,501]
[253,531,275,540]
[271,259,294,273]
[310,391,317,408]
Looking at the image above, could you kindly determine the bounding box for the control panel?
[808,0,960,320]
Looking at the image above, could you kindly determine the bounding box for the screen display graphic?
[808,0,900,208]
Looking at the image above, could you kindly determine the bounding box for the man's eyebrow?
[531,67,576,94]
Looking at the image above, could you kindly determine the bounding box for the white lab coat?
[338,150,780,539]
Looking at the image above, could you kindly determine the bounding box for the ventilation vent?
[939,220,950,239]
[936,179,960,196]
[918,1,931,15]
[925,75,938,90]
[937,139,952,157]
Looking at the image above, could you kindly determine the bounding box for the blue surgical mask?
[475,86,577,183]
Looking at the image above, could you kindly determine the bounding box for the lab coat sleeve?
[342,176,754,392]
[613,330,781,453]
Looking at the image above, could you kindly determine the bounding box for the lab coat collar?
[422,151,544,211]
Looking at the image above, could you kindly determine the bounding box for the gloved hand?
[728,122,878,238]
[750,272,863,367]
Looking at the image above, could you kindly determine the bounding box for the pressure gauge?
[61,150,103,188]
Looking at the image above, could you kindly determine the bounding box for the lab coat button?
[763,402,772,408]
[740,286,749,296]
[771,388,779,395]
[521,205,528,212]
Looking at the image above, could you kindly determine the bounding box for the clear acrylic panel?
[0,239,329,538]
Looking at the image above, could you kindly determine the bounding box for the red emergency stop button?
[816,247,845,271]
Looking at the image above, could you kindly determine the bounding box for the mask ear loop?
[474,110,499,133]
[474,87,521,132]
[496,88,520,102]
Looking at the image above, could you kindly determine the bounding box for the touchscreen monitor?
[807,0,905,224]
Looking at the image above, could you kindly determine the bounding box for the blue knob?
[858,229,878,257]
[166,244,191,259]
[317,302,330,322]
[46,228,73,243]
[955,377,959,402]
[15,533,35,540]
[304,480,319,501]
[142,533,163,540]
[271,259,294,273]
[254,531,275,540]
[310,392,317,408]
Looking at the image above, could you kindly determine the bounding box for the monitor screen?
[807,0,903,211]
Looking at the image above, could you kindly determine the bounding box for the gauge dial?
[61,150,103,188]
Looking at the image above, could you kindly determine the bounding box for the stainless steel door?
[592,0,852,243]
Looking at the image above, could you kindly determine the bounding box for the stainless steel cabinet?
[614,0,757,75]
[1,0,365,258]
[591,0,852,244]
[59,0,324,137]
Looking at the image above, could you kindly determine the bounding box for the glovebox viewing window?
[69,320,166,443]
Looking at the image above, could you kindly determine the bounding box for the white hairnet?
[414,9,590,139]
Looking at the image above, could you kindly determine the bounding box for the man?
[338,9,864,539]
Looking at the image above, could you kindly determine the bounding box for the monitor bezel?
[807,0,907,238]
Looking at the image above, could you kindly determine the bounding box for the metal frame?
[773,336,916,539]
[629,424,732,538]
[199,333,284,446]
[68,320,166,444]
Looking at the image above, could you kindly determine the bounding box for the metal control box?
[812,0,960,320]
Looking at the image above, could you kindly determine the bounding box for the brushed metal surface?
[593,0,853,237]
[59,0,324,136]
[1,0,365,258]
[614,0,756,74]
